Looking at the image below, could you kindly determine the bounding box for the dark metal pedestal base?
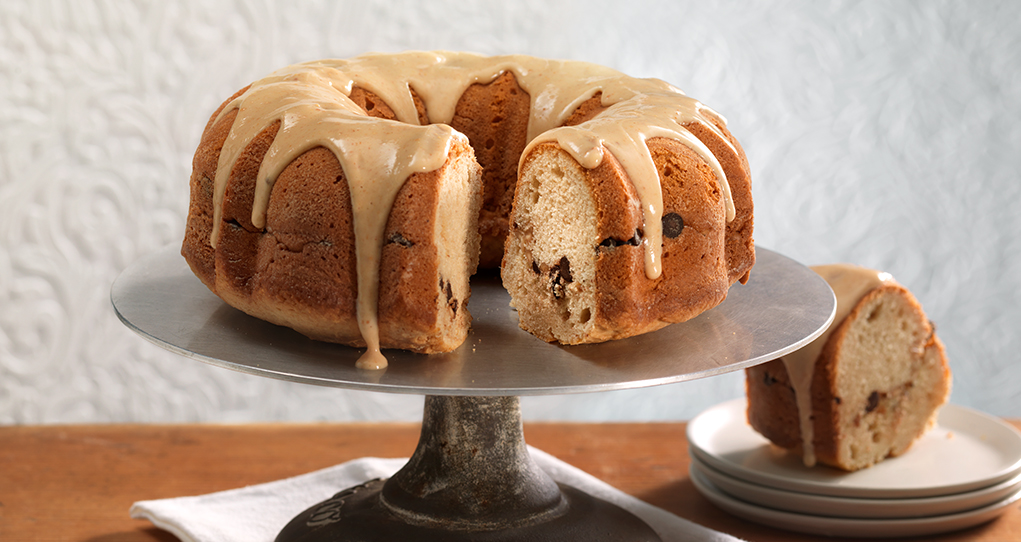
[276,396,661,541]
[278,479,659,542]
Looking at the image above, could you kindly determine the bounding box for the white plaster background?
[1,1,1018,425]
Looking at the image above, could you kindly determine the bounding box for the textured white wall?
[1,1,1018,424]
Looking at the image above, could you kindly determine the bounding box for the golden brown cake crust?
[591,135,737,337]
[182,86,249,291]
[182,87,482,353]
[449,71,531,268]
[745,359,803,450]
[686,118,754,285]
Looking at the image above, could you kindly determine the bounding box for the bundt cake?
[181,51,755,369]
[745,264,952,471]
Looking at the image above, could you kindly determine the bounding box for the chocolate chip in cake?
[387,232,414,247]
[597,229,642,251]
[662,212,684,238]
[440,279,458,314]
[548,257,572,300]
[550,281,564,300]
[556,256,572,283]
[866,391,881,413]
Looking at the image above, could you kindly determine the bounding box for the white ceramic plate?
[687,398,1021,499]
[690,453,1021,519]
[690,464,1021,538]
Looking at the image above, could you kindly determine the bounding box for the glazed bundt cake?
[181,51,755,368]
[745,264,952,471]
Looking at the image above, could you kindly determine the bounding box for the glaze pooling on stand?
[781,264,896,466]
[206,51,737,369]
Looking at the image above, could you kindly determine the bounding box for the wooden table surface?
[2,421,1019,542]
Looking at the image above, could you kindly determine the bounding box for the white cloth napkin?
[131,447,743,542]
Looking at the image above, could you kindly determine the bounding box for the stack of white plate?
[687,398,1021,538]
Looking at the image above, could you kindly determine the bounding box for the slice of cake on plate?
[745,264,952,471]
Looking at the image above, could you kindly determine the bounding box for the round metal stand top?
[111,245,835,396]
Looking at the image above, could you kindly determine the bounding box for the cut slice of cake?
[745,264,952,471]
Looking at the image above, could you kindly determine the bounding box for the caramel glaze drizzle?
[207,51,738,369]
[782,264,896,467]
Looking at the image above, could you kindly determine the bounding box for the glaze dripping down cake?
[181,51,755,368]
[745,264,951,471]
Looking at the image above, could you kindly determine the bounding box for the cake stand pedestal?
[111,246,834,541]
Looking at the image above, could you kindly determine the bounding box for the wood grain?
[1,422,1018,541]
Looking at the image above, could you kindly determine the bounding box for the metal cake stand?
[111,245,835,541]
